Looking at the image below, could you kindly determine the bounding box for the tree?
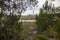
[36,0,60,40]
[0,0,38,40]
[36,0,55,33]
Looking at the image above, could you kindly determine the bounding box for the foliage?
[36,0,60,40]
[37,34,48,40]
[0,0,38,40]
[0,14,22,40]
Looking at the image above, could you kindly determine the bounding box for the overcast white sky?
[22,0,60,16]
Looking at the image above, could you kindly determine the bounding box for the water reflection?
[19,20,36,22]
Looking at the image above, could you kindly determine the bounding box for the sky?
[22,0,60,16]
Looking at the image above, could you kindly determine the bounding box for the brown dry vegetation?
[21,15,35,20]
